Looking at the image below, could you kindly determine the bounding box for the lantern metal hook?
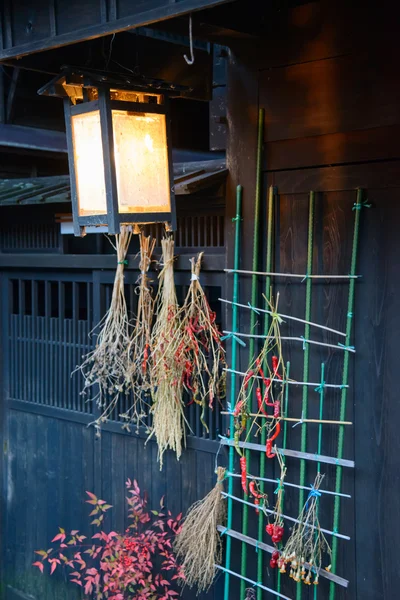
[183,14,195,65]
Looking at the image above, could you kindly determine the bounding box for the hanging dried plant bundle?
[75,226,132,426]
[233,294,286,458]
[149,237,186,468]
[174,466,226,593]
[121,233,156,429]
[278,473,332,585]
[176,253,227,430]
[265,448,286,549]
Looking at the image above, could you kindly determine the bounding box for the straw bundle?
[174,466,226,593]
[122,233,156,429]
[75,226,132,428]
[149,237,186,468]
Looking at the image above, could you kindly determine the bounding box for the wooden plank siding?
[223,1,400,598]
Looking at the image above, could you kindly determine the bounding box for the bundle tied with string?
[174,466,227,593]
[122,233,156,430]
[75,226,132,430]
[149,237,186,468]
[278,472,332,585]
[176,252,227,430]
[233,294,286,467]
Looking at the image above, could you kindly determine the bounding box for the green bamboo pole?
[224,184,243,600]
[314,362,325,600]
[296,191,315,600]
[240,107,265,600]
[256,185,276,600]
[329,189,366,600]
[276,361,290,599]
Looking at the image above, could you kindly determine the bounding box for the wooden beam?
[175,168,228,194]
[6,67,20,124]
[0,0,234,61]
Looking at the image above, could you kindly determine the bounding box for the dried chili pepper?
[256,386,269,417]
[249,480,258,498]
[233,399,244,417]
[243,370,254,390]
[255,358,269,386]
[274,401,281,418]
[272,355,282,380]
[240,456,247,493]
[266,422,281,459]
[142,343,150,374]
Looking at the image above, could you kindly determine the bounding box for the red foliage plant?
[33,479,184,600]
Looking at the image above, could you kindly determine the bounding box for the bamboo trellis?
[220,184,367,600]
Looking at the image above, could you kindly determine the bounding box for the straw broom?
[149,237,186,468]
[174,466,227,593]
[75,226,132,429]
[121,233,156,430]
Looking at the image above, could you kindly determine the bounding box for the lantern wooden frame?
[39,67,183,236]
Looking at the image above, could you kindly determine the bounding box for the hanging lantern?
[38,66,184,236]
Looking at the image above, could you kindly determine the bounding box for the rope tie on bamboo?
[352,200,371,210]
[271,311,284,324]
[191,273,199,281]
[247,302,260,315]
[292,411,304,428]
[274,478,284,495]
[221,333,247,347]
[337,342,355,352]
[305,484,322,510]
[118,259,128,265]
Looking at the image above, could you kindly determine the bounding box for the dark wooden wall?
[1,265,225,600]
[225,1,400,598]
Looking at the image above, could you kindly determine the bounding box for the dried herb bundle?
[121,233,156,430]
[278,473,332,585]
[174,466,226,593]
[75,226,132,429]
[176,253,226,430]
[233,294,286,456]
[149,237,186,468]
